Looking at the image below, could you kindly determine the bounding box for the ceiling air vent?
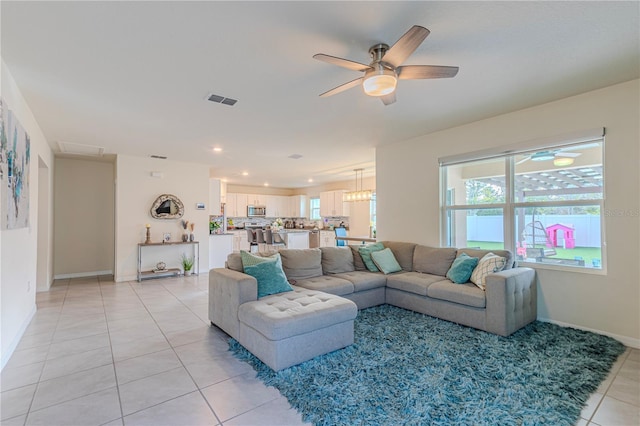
[58,141,104,157]
[288,154,303,160]
[150,155,167,159]
[207,93,238,106]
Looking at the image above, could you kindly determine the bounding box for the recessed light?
[308,178,314,183]
[242,172,249,176]
[221,178,228,182]
[264,182,269,187]
[213,147,222,153]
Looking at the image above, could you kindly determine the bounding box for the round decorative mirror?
[150,194,184,219]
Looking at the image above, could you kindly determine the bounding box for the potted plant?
[181,254,194,276]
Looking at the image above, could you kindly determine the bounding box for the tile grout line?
[126,277,224,425]
[585,348,632,423]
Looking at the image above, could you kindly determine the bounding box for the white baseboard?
[54,270,113,280]
[538,317,640,349]
[1,304,37,371]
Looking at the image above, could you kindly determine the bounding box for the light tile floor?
[1,274,638,426]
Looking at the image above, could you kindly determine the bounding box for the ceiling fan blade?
[313,54,372,72]
[382,25,430,68]
[516,156,531,165]
[397,65,459,79]
[319,77,364,97]
[557,152,581,158]
[380,92,396,105]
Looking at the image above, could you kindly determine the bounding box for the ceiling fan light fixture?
[554,157,574,167]
[363,66,397,97]
[531,151,556,161]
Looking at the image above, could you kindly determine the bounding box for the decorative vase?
[182,233,189,242]
[189,233,195,242]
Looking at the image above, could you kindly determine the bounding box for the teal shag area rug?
[229,305,625,426]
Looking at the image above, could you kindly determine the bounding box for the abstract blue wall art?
[1,99,31,230]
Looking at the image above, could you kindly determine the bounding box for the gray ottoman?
[237,286,358,371]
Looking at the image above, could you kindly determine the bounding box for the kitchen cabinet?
[320,190,349,217]
[235,194,249,217]
[209,178,222,215]
[289,195,307,218]
[225,193,237,217]
[319,230,336,247]
[209,234,233,268]
[266,195,289,217]
[246,194,266,206]
[283,231,309,249]
[230,230,250,252]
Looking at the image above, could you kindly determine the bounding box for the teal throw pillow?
[370,248,402,275]
[241,252,293,298]
[358,242,385,272]
[446,253,479,284]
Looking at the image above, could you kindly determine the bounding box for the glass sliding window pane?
[514,141,603,203]
[445,158,506,206]
[446,208,504,250]
[514,205,602,269]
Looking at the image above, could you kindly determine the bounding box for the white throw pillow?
[471,252,506,290]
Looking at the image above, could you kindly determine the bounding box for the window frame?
[309,197,321,220]
[439,130,606,274]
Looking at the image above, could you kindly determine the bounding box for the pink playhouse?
[545,223,575,249]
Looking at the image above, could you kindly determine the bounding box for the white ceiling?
[2,1,638,188]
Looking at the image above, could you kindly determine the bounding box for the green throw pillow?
[241,251,293,298]
[358,242,385,272]
[446,253,479,284]
[370,248,402,275]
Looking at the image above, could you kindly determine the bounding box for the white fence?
[467,215,601,247]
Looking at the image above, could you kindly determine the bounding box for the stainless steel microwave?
[247,205,266,217]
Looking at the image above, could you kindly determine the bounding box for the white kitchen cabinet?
[266,195,289,217]
[284,231,309,249]
[209,178,222,215]
[235,194,249,217]
[246,194,266,206]
[319,230,337,247]
[225,193,237,216]
[320,190,349,217]
[231,230,250,252]
[209,234,233,268]
[289,195,307,218]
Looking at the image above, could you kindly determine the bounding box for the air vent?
[288,154,303,160]
[150,155,167,159]
[207,93,238,106]
[58,141,104,157]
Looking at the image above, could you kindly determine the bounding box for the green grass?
[467,241,602,263]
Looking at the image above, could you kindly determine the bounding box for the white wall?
[377,79,640,346]
[115,155,210,281]
[1,61,54,368]
[53,157,115,277]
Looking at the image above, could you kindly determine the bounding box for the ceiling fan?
[516,149,582,166]
[313,25,459,105]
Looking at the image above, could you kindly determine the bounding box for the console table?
[137,241,199,282]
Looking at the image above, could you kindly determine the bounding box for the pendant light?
[343,169,372,202]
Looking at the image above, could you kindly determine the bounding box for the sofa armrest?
[209,268,258,339]
[485,267,537,336]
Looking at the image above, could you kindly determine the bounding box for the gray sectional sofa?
[209,241,537,370]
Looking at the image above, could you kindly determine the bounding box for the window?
[440,131,604,271]
[310,197,321,220]
[370,193,377,237]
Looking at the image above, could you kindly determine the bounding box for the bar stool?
[264,229,286,252]
[246,229,258,253]
[255,229,266,252]
[335,227,347,246]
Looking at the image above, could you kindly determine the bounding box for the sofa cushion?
[238,286,358,341]
[470,252,507,290]
[294,275,355,296]
[380,241,416,272]
[227,251,273,272]
[371,248,403,275]
[413,246,457,276]
[279,248,323,280]
[427,280,486,308]
[320,247,355,274]
[242,254,293,299]
[457,248,514,270]
[446,253,479,284]
[386,272,448,296]
[349,246,368,271]
[333,271,387,292]
[359,243,385,272]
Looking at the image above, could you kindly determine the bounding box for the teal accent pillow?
[241,252,293,298]
[240,250,276,267]
[370,248,402,275]
[446,253,479,284]
[358,242,385,272]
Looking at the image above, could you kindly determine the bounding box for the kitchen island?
[277,230,310,249]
